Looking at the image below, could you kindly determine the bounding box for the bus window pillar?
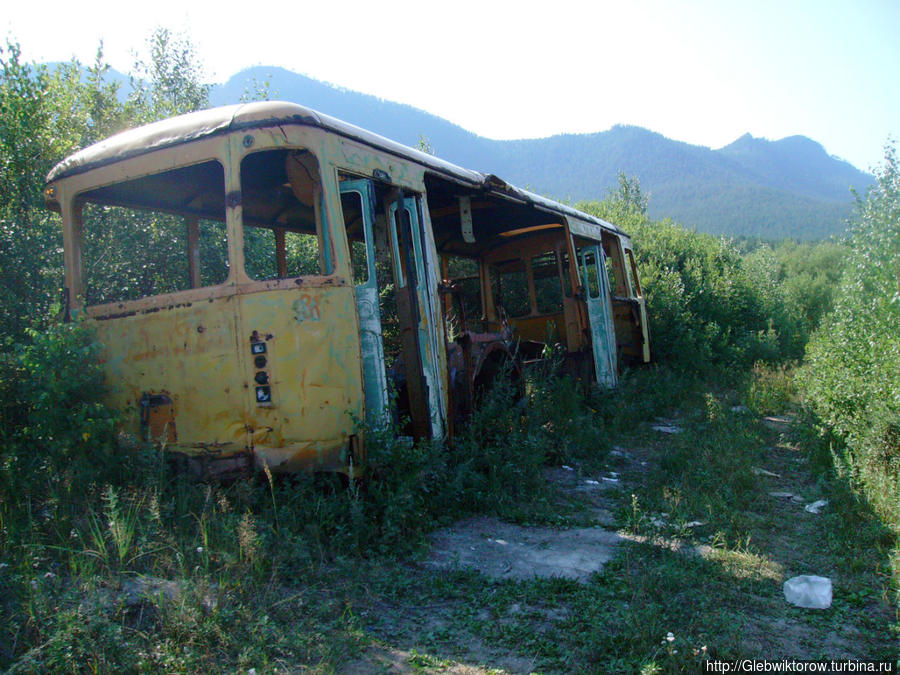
[61,194,86,310]
[186,216,201,288]
[274,227,287,279]
[225,138,247,284]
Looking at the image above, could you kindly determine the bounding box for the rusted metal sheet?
[93,283,363,472]
[237,286,363,471]
[140,392,176,444]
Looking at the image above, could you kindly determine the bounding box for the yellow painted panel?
[236,285,364,470]
[92,285,365,472]
[94,295,248,452]
[510,313,566,345]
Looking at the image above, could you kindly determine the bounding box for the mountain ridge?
[57,63,871,240]
[209,66,873,239]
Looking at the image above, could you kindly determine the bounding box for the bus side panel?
[236,285,365,471]
[94,296,249,455]
[508,313,567,347]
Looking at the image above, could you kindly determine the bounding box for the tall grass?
[0,322,613,669]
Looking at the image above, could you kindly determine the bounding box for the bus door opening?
[340,177,443,439]
[577,243,617,387]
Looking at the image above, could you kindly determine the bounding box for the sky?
[5,0,898,173]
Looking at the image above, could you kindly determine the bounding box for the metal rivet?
[243,135,254,148]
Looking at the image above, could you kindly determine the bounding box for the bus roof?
[46,101,628,239]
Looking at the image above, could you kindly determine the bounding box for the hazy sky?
[5,0,898,172]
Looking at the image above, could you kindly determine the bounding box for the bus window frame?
[67,153,235,315]
[238,146,331,282]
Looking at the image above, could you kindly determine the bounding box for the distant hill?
[209,67,873,239]
[89,65,873,240]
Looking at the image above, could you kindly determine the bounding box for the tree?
[126,27,210,123]
[0,43,71,339]
[0,28,213,343]
[0,39,131,342]
[417,134,435,156]
[612,172,649,217]
[799,141,900,527]
[576,173,649,233]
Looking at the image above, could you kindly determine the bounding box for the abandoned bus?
[44,102,650,475]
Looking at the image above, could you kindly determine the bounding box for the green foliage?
[0,29,212,344]
[239,72,276,103]
[0,40,129,342]
[416,133,435,155]
[742,239,846,355]
[576,172,649,233]
[585,212,769,368]
[1,322,119,476]
[443,371,557,520]
[0,44,66,339]
[579,179,846,371]
[799,141,900,535]
[742,361,796,416]
[126,28,210,123]
[265,367,600,561]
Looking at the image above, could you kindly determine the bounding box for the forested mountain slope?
[207,66,869,239]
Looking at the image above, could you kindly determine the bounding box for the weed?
[260,458,279,534]
[744,361,797,415]
[236,511,259,567]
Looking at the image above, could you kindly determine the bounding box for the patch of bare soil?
[425,516,624,582]
[423,442,662,584]
[341,643,536,675]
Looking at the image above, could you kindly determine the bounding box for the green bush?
[798,141,900,540]
[579,179,828,371]
[0,322,122,503]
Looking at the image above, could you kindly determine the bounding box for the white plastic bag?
[804,499,829,514]
[783,575,832,609]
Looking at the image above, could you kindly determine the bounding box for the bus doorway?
[339,176,445,440]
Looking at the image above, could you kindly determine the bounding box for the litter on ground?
[804,499,829,514]
[651,424,683,434]
[783,575,833,609]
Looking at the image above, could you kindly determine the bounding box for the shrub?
[579,184,822,371]
[0,321,123,502]
[799,141,900,536]
[743,361,796,416]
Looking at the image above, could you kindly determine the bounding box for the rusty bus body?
[44,102,650,474]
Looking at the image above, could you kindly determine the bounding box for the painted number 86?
[292,294,321,322]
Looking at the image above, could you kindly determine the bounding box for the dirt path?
[341,410,897,673]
